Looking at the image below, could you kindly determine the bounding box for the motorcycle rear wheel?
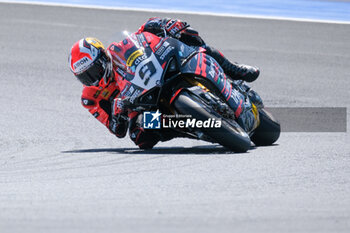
[251,108,281,146]
[173,91,252,152]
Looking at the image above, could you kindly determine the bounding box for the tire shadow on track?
[62,145,259,155]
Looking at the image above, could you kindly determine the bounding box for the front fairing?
[109,32,166,102]
[110,32,199,101]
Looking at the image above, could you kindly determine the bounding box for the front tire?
[173,91,252,152]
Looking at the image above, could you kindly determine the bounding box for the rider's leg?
[204,46,260,82]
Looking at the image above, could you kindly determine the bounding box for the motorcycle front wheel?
[173,90,252,152]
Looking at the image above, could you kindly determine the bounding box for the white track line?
[1,0,350,25]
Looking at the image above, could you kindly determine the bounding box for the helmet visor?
[76,53,109,86]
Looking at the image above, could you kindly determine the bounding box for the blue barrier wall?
[3,0,350,22]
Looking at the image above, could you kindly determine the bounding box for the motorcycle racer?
[68,18,260,150]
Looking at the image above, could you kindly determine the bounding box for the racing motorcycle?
[112,31,280,152]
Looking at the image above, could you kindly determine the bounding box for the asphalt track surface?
[0,3,350,233]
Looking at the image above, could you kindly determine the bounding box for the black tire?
[173,91,252,152]
[251,108,281,146]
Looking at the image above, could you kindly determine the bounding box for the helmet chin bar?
[102,59,112,85]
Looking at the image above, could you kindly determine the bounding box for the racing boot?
[221,60,260,83]
[205,46,260,82]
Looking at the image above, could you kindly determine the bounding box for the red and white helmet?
[69,37,112,86]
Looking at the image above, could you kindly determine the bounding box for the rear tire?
[251,108,281,146]
[173,91,252,152]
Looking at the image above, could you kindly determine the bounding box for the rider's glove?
[109,98,129,137]
[109,114,128,138]
[165,19,189,38]
[142,17,165,36]
[112,97,126,116]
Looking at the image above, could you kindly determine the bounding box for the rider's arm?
[137,17,168,36]
[81,86,110,127]
[81,86,127,138]
[138,17,205,46]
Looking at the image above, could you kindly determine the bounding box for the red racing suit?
[81,73,125,137]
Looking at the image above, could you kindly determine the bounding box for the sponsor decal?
[154,38,165,51]
[165,20,177,30]
[166,21,186,36]
[121,84,143,103]
[81,98,95,106]
[128,85,135,95]
[169,27,180,36]
[134,53,148,66]
[126,49,144,67]
[137,34,149,48]
[86,38,103,49]
[231,89,243,105]
[129,89,142,103]
[155,41,173,60]
[116,67,127,78]
[208,64,215,78]
[111,45,121,52]
[101,89,111,98]
[155,41,170,56]
[120,83,131,96]
[207,57,217,78]
[160,46,174,60]
[115,99,124,109]
[73,57,90,71]
[146,34,154,43]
